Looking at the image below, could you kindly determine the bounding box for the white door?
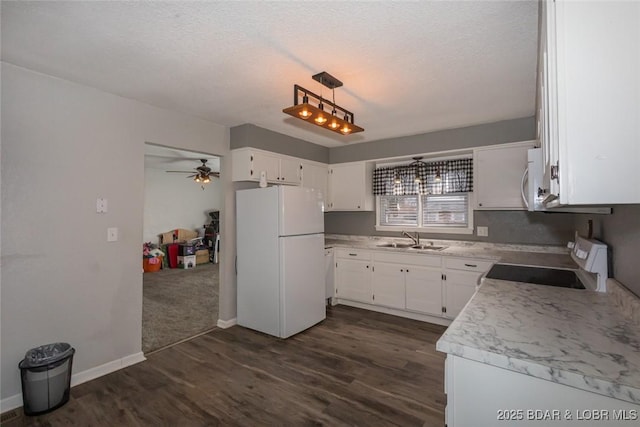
[278,186,323,236]
[279,158,301,184]
[371,262,405,309]
[335,258,372,303]
[325,248,335,299]
[405,266,443,316]
[280,234,326,338]
[252,151,280,183]
[445,270,481,319]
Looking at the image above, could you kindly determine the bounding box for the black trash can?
[18,343,75,416]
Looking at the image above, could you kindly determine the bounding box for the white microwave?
[521,148,610,214]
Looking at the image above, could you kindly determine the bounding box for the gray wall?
[231,123,329,163]
[573,205,640,297]
[325,210,576,246]
[330,116,535,163]
[1,63,229,403]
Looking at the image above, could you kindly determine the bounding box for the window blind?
[379,195,419,226]
[422,194,469,227]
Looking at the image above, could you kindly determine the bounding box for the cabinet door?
[301,162,328,200]
[335,258,371,303]
[328,163,363,210]
[475,143,533,210]
[325,249,334,299]
[444,270,482,319]
[279,157,301,185]
[405,266,443,316]
[371,262,405,309]
[252,152,280,183]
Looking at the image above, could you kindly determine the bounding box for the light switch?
[477,226,489,237]
[107,227,118,242]
[96,198,108,213]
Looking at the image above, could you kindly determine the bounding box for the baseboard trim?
[1,352,146,413]
[217,317,237,329]
[335,299,452,327]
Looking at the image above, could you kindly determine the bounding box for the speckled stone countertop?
[324,234,577,270]
[436,278,640,405]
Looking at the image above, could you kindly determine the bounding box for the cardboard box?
[160,229,199,244]
[195,249,209,265]
[177,255,196,269]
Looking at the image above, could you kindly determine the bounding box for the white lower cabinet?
[445,355,639,427]
[324,248,334,300]
[334,250,372,303]
[442,257,494,319]
[371,262,406,309]
[443,270,481,319]
[334,247,493,323]
[405,266,443,317]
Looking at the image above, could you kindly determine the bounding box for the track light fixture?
[283,71,364,136]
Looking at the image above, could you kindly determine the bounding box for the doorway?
[142,143,221,353]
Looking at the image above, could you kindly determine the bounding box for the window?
[374,156,473,234]
[379,195,418,227]
[377,193,471,232]
[422,194,469,227]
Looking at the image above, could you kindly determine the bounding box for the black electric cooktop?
[485,264,585,290]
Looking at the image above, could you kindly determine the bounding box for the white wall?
[0,63,228,407]
[143,166,222,244]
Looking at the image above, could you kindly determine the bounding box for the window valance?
[373,158,473,196]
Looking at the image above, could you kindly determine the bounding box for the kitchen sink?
[376,242,413,248]
[411,245,446,250]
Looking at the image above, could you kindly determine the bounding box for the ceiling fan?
[166,159,219,185]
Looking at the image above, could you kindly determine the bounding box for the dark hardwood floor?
[4,305,447,426]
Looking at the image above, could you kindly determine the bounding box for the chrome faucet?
[401,231,420,245]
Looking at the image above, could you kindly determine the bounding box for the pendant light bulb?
[329,120,339,130]
[315,115,327,125]
[299,108,311,119]
[340,125,352,134]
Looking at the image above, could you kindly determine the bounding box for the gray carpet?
[142,262,219,353]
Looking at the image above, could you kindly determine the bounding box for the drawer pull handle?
[349,253,358,256]
[464,263,478,268]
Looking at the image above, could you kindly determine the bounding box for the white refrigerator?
[236,185,325,338]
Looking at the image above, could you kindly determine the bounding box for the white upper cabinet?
[539,0,640,205]
[474,141,536,210]
[231,148,304,185]
[327,162,374,211]
[300,161,328,199]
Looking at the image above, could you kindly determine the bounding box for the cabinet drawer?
[444,257,493,273]
[373,251,441,268]
[335,248,371,260]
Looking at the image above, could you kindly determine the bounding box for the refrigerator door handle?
[235,255,238,275]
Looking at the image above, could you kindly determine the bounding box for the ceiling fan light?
[203,175,211,183]
[194,176,201,183]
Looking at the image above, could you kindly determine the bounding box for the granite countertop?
[324,234,577,270]
[436,278,640,404]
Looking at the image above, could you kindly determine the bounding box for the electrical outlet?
[477,226,489,237]
[96,198,108,213]
[107,227,118,242]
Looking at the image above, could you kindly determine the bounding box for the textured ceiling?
[1,1,539,148]
[144,144,220,172]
